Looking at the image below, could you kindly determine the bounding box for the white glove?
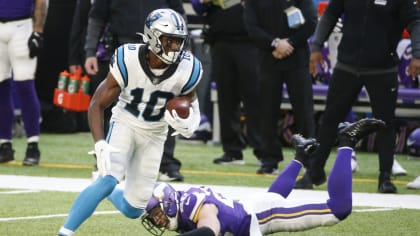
[94,140,120,177]
[164,99,200,138]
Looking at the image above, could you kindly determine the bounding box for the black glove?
[28,32,44,58]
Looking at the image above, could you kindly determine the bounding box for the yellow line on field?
[1,161,410,184]
[3,161,93,169]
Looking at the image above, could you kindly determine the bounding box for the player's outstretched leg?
[337,118,386,148]
[327,118,385,220]
[268,134,318,198]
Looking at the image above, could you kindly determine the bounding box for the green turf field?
[0,132,419,235]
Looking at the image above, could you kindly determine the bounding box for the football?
[166,96,191,119]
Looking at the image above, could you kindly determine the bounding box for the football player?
[0,0,47,165]
[141,118,385,236]
[57,9,202,236]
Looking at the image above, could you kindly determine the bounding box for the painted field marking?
[0,190,40,194]
[1,175,420,210]
[0,211,119,222]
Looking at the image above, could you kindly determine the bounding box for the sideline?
[1,174,420,210]
[1,161,411,185]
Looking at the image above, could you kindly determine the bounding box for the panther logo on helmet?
[142,8,188,64]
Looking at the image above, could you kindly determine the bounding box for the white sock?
[58,227,74,236]
[27,136,39,143]
[0,139,11,144]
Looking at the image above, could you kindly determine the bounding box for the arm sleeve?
[84,0,109,57]
[402,0,420,58]
[243,0,275,50]
[68,0,90,65]
[287,0,318,47]
[408,20,420,58]
[310,13,337,52]
[311,0,343,52]
[84,17,106,57]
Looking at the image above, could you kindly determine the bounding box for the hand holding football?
[166,96,191,119]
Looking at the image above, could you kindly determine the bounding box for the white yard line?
[1,174,420,210]
[353,208,397,213]
[0,189,40,194]
[0,211,119,222]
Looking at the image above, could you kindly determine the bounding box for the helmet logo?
[146,12,163,28]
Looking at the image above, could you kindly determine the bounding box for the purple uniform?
[177,186,251,236]
[0,0,33,19]
[175,184,340,236]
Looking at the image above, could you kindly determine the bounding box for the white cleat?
[406,176,420,189]
[392,157,407,176]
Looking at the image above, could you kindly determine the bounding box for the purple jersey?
[176,187,252,236]
[0,0,33,19]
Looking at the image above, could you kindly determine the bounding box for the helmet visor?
[160,34,186,52]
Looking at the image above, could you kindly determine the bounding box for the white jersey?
[109,43,203,135]
[105,44,202,208]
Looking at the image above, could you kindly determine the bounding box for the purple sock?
[268,161,301,198]
[14,80,40,137]
[327,147,352,220]
[0,79,14,140]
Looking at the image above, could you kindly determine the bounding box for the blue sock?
[108,187,144,218]
[63,176,118,231]
[268,160,301,198]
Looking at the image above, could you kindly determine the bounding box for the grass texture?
[0,132,419,235]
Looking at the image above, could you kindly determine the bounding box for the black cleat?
[294,172,314,189]
[0,142,15,163]
[337,118,386,148]
[159,170,184,182]
[22,142,40,166]
[257,157,279,175]
[378,172,397,193]
[291,134,319,168]
[256,165,279,175]
[213,154,245,165]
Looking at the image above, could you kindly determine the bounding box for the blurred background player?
[141,118,386,236]
[191,0,263,165]
[243,0,317,174]
[297,0,420,193]
[57,9,202,236]
[0,0,47,165]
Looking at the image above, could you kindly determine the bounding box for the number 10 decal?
[124,88,174,121]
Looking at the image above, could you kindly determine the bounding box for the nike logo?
[407,140,415,146]
[390,87,397,92]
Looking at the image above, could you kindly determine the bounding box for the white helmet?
[143,8,188,64]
